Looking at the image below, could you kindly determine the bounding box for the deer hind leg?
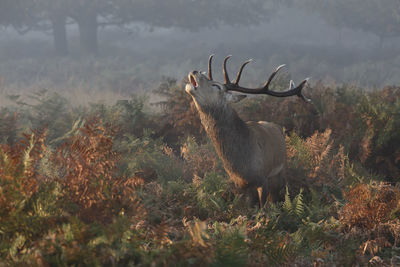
[257,187,263,208]
[236,185,260,206]
[263,170,287,203]
[239,183,271,208]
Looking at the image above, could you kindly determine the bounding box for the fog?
[0,1,399,103]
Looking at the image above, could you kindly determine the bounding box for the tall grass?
[1,69,400,265]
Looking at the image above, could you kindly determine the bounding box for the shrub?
[181,136,223,179]
[286,129,348,200]
[153,78,205,146]
[338,182,400,263]
[340,182,400,230]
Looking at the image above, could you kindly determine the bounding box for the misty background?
[0,0,399,105]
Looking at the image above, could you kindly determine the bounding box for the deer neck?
[196,102,251,179]
[198,102,248,138]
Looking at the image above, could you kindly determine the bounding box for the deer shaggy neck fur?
[195,100,287,200]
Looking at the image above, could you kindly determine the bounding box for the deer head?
[185,72,245,110]
[186,55,310,110]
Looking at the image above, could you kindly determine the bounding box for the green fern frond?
[22,134,35,172]
[265,238,293,266]
[0,149,10,169]
[283,186,292,214]
[9,234,26,261]
[283,187,305,218]
[49,117,86,145]
[293,188,305,217]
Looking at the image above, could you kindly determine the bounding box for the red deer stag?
[185,55,309,203]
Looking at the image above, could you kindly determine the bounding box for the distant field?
[1,22,400,106]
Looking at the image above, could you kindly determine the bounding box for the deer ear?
[225,92,246,103]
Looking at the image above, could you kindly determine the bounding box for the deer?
[185,55,310,204]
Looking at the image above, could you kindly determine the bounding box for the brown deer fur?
[186,72,287,202]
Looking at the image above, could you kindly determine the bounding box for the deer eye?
[212,84,222,90]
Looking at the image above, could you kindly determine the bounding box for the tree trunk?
[51,14,68,56]
[76,10,98,55]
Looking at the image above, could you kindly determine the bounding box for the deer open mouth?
[189,74,198,88]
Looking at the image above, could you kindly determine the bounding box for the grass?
[0,76,399,265]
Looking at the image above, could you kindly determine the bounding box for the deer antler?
[208,54,214,80]
[208,55,311,102]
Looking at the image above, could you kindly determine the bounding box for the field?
[1,33,400,266]
[1,71,400,266]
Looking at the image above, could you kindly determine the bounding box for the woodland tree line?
[0,0,399,55]
[0,0,271,55]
